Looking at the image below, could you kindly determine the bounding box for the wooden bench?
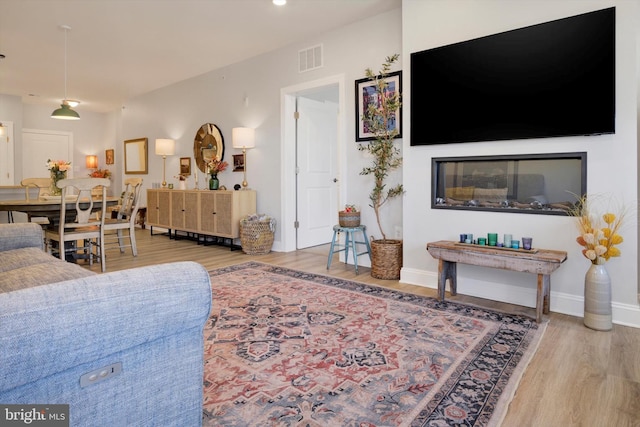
[426,240,567,322]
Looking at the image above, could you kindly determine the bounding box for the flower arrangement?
[338,204,361,227]
[89,168,111,179]
[569,194,627,265]
[341,204,358,213]
[47,159,71,195]
[47,159,71,174]
[208,158,229,176]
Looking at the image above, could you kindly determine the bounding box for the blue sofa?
[0,223,211,426]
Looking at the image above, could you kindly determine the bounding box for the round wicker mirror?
[193,123,225,173]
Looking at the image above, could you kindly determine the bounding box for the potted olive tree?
[358,54,404,279]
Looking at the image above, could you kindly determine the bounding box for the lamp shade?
[51,101,80,120]
[86,155,98,169]
[155,138,175,156]
[232,128,255,149]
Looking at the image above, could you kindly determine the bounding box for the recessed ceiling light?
[273,0,286,5]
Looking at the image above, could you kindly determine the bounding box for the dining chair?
[44,177,111,272]
[101,178,143,256]
[19,177,53,224]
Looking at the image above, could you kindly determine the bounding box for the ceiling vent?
[298,44,323,73]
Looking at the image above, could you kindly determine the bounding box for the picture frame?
[233,154,245,172]
[180,157,191,176]
[124,138,148,175]
[105,148,114,165]
[355,70,402,142]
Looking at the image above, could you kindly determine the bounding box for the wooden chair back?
[21,178,53,200]
[117,178,144,220]
[58,178,111,227]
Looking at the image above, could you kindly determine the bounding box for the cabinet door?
[147,190,158,225]
[157,191,171,227]
[214,192,233,236]
[199,192,216,234]
[184,191,199,231]
[170,192,185,229]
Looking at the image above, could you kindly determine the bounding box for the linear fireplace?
[432,152,586,216]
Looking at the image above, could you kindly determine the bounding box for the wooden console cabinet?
[147,189,256,239]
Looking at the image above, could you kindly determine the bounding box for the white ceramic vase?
[584,263,612,331]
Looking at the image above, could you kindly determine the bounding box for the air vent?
[298,44,323,73]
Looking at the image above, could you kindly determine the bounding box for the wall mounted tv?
[410,7,615,146]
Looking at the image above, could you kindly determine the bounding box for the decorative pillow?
[445,186,475,201]
[473,187,508,202]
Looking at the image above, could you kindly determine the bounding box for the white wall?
[8,102,119,191]
[402,0,639,327]
[120,9,403,251]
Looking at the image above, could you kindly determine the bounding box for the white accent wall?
[402,0,639,327]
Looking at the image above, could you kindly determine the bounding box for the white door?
[22,129,74,179]
[296,97,338,249]
[0,121,15,185]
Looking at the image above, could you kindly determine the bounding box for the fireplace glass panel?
[432,152,586,215]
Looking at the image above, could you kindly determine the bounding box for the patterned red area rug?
[203,262,545,426]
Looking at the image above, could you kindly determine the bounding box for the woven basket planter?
[338,211,361,227]
[370,239,403,280]
[240,218,276,255]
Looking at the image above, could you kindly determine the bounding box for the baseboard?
[400,267,640,328]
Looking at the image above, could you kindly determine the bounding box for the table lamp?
[232,128,255,189]
[155,139,175,187]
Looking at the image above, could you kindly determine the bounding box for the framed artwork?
[105,149,114,165]
[355,70,402,142]
[180,157,191,175]
[233,154,245,172]
[124,138,148,175]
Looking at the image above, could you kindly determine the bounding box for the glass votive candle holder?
[460,234,467,243]
[511,240,520,249]
[478,237,487,245]
[504,234,512,247]
[522,237,533,250]
[487,233,498,246]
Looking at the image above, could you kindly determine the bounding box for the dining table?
[0,196,119,229]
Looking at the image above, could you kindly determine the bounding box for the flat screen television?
[410,7,615,145]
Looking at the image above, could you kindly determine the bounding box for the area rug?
[202,262,546,426]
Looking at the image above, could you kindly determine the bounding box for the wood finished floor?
[85,229,640,427]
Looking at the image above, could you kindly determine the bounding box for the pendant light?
[51,25,80,120]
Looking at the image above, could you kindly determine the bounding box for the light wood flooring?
[85,229,640,427]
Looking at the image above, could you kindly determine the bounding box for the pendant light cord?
[63,25,69,100]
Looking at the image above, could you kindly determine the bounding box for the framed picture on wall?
[105,149,114,165]
[233,154,244,172]
[355,70,402,142]
[180,157,191,175]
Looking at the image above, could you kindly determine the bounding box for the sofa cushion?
[0,247,95,293]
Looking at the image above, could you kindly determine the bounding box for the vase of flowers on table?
[208,158,228,190]
[47,159,72,196]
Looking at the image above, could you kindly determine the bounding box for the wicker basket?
[338,211,361,227]
[240,218,276,255]
[370,239,403,280]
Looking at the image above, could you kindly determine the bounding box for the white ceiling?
[0,0,401,113]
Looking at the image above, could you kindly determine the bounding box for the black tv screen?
[410,7,615,145]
